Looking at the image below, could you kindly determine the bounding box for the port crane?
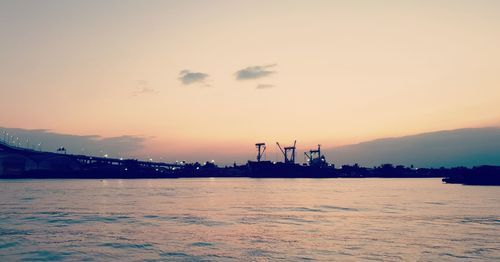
[276,140,296,164]
[304,144,326,167]
[255,143,266,162]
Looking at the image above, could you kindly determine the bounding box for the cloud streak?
[0,127,146,158]
[256,84,274,89]
[132,80,157,96]
[179,70,209,85]
[235,64,276,80]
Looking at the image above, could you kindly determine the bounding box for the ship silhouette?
[247,142,334,178]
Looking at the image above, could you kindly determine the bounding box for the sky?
[1,0,500,163]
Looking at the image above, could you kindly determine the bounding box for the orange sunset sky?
[1,0,499,162]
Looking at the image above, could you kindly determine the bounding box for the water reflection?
[0,178,499,261]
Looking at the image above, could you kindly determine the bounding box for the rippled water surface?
[0,178,499,261]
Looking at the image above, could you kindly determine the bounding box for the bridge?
[0,141,183,177]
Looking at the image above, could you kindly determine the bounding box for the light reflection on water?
[0,178,499,261]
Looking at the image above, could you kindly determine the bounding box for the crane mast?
[276,140,297,164]
[255,143,266,162]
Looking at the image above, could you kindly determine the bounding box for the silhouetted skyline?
[2,126,499,168]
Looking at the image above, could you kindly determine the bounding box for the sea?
[0,178,498,261]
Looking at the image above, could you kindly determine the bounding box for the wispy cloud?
[132,80,157,96]
[0,127,146,158]
[235,64,276,80]
[256,84,275,89]
[179,70,209,85]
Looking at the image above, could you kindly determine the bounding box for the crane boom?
[276,142,285,155]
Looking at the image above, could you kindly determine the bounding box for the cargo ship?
[246,141,335,178]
